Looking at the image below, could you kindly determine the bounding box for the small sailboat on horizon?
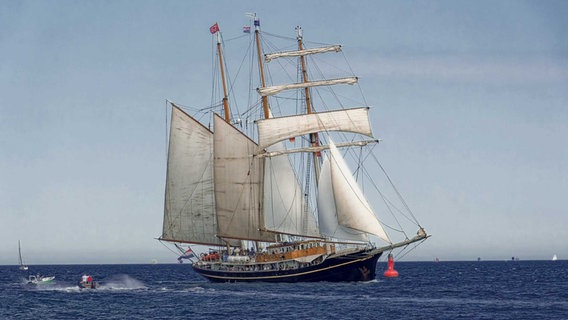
[18,240,28,271]
[552,254,558,261]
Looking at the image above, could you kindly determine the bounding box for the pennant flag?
[243,25,251,33]
[209,23,219,34]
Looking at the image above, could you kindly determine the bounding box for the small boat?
[18,240,28,271]
[552,254,558,261]
[78,275,99,289]
[27,274,56,285]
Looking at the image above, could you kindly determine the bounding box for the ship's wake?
[98,274,147,290]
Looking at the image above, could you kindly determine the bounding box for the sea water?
[1,260,566,319]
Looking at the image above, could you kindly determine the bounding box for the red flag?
[209,23,219,34]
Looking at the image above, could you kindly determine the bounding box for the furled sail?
[213,115,276,242]
[328,139,391,243]
[257,77,358,97]
[256,107,373,150]
[257,140,378,158]
[317,155,368,242]
[162,105,222,245]
[263,142,320,237]
[264,45,342,62]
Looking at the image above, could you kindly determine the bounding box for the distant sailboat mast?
[18,240,28,270]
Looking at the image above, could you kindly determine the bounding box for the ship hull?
[192,249,382,283]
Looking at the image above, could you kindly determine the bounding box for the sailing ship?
[18,240,28,271]
[159,15,428,282]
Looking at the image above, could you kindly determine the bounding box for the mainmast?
[252,14,269,249]
[296,26,321,184]
[253,15,271,119]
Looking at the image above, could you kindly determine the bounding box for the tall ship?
[159,15,428,282]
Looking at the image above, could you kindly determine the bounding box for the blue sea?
[1,260,566,319]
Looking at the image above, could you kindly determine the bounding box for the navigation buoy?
[384,253,399,277]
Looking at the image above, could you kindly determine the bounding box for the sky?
[1,0,567,264]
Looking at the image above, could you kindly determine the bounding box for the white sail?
[256,107,373,150]
[263,142,320,237]
[163,105,222,245]
[257,77,358,97]
[213,115,276,242]
[328,139,391,243]
[317,156,368,242]
[265,45,342,62]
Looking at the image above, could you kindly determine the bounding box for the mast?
[213,24,231,123]
[296,26,321,184]
[253,15,271,119]
[253,14,269,248]
[18,240,23,265]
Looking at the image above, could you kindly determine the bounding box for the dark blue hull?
[192,249,382,283]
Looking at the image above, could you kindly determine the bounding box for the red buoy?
[384,253,399,277]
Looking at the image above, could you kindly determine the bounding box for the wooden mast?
[254,16,271,119]
[253,14,268,251]
[296,26,321,184]
[215,27,231,123]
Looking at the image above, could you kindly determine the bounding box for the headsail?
[162,105,222,245]
[317,156,368,242]
[328,139,391,243]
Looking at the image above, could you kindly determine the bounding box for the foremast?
[213,24,231,123]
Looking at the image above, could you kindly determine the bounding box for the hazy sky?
[1,0,567,264]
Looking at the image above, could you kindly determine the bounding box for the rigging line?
[225,35,255,120]
[263,30,338,48]
[171,100,216,113]
[158,239,183,257]
[340,50,370,107]
[347,152,407,235]
[393,237,428,261]
[370,151,421,226]
[262,31,297,42]
[358,161,412,234]
[223,33,249,42]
